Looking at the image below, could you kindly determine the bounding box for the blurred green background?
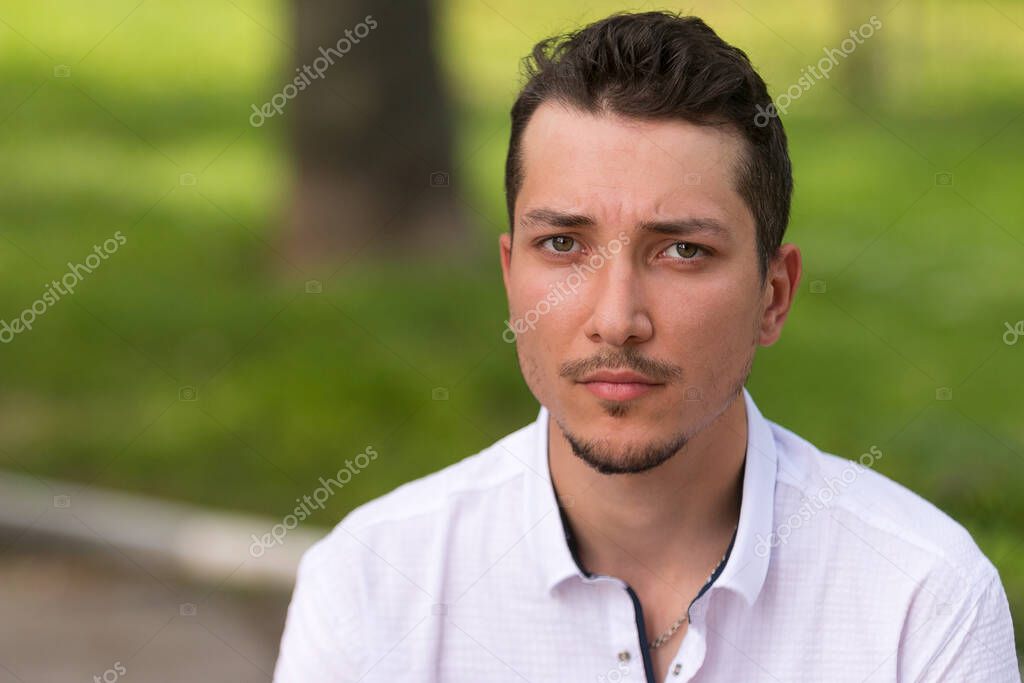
[0,0,1021,651]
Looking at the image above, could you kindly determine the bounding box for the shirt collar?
[520,386,778,607]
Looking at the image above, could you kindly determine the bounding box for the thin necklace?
[648,526,736,650]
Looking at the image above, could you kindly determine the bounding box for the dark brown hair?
[505,11,792,281]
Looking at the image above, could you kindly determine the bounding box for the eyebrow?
[519,208,731,240]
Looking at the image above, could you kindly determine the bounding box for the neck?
[548,392,748,584]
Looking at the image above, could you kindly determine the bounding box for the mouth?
[577,370,663,402]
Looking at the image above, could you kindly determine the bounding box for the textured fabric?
[274,388,1021,682]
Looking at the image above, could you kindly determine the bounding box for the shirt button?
[672,663,682,676]
[617,650,630,662]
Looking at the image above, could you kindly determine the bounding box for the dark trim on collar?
[555,502,738,683]
[557,500,594,577]
[555,498,739,597]
[691,525,737,608]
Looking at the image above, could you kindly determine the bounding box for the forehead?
[516,101,754,234]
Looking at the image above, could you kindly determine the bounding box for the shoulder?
[298,418,537,581]
[343,418,534,530]
[766,419,998,590]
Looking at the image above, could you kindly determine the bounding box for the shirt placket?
[668,592,710,682]
[581,573,653,683]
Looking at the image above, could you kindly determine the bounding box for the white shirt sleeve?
[273,537,365,682]
[900,566,1020,682]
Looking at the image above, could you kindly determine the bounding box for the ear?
[499,232,513,298]
[758,243,802,347]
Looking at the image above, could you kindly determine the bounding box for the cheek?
[513,320,561,409]
[507,262,550,320]
[509,275,591,396]
[517,347,542,393]
[653,278,757,353]
[509,263,590,336]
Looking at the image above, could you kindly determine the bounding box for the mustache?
[558,348,683,383]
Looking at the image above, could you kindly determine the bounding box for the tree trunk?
[836,0,886,107]
[284,0,467,267]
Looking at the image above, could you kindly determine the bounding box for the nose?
[582,259,653,347]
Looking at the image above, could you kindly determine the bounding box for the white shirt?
[274,388,1020,682]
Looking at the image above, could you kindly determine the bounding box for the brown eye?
[673,242,701,259]
[550,236,576,252]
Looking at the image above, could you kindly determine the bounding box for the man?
[274,12,1019,682]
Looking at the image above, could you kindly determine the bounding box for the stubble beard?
[556,351,754,475]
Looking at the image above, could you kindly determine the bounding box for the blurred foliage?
[0,0,1021,649]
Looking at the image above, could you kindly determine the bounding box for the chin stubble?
[561,424,692,474]
[556,349,754,476]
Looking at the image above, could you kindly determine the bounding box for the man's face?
[500,102,772,474]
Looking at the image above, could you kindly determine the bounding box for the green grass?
[0,0,1021,651]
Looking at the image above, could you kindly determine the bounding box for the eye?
[661,242,707,260]
[540,235,579,254]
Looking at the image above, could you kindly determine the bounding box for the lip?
[577,370,662,401]
[579,370,659,384]
[582,381,660,401]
